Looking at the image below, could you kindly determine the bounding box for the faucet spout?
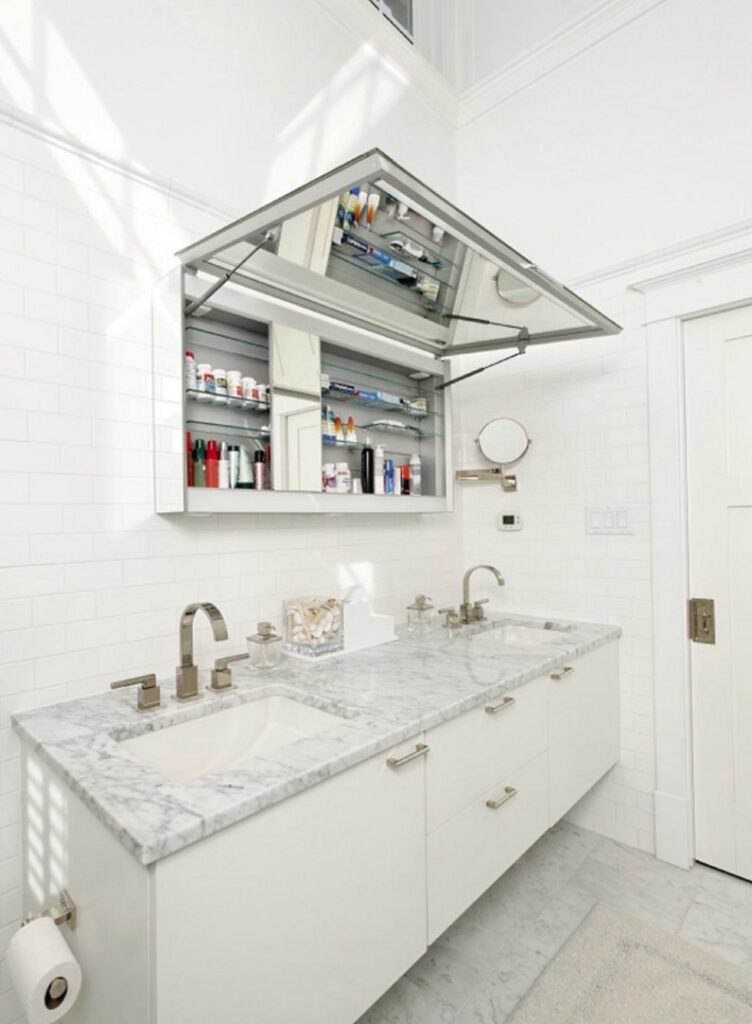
[176,602,228,700]
[460,565,505,624]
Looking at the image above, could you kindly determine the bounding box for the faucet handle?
[438,607,461,630]
[111,673,161,712]
[210,652,249,693]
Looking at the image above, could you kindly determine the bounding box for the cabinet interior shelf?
[186,389,270,412]
[329,249,448,314]
[187,418,270,442]
[322,386,437,418]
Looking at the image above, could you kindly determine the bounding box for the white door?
[686,305,752,879]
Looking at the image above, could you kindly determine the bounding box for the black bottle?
[361,436,374,494]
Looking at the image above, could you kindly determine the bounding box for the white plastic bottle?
[409,453,422,495]
[374,445,385,495]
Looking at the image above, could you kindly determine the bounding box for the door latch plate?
[689,598,716,644]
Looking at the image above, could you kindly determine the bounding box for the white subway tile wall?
[0,121,464,1023]
[453,285,654,855]
[0,120,656,1024]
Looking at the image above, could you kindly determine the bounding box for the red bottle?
[205,440,219,488]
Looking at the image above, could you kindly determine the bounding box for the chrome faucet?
[176,602,228,701]
[459,564,505,625]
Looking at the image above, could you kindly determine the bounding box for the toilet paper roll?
[7,917,82,1023]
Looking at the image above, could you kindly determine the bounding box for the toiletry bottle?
[205,440,219,487]
[384,458,395,495]
[335,462,351,493]
[400,464,410,495]
[186,431,194,487]
[409,453,422,495]
[322,463,337,493]
[213,369,227,404]
[346,416,357,443]
[229,445,239,488]
[192,439,206,487]
[374,444,385,495]
[219,441,230,489]
[237,446,253,488]
[253,450,267,490]
[361,436,374,493]
[185,351,197,391]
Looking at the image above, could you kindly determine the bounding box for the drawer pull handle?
[486,786,518,810]
[485,695,516,715]
[387,743,429,769]
[551,665,575,681]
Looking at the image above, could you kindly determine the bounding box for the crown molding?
[569,217,752,288]
[0,102,234,220]
[630,247,752,293]
[458,0,668,127]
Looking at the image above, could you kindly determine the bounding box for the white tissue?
[7,917,82,1023]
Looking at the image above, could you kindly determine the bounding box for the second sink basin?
[471,622,569,649]
[119,696,344,783]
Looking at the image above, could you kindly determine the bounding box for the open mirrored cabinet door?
[155,150,619,514]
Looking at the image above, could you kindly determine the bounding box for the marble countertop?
[13,612,620,866]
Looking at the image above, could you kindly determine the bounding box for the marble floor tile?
[357,823,752,1024]
[679,868,752,967]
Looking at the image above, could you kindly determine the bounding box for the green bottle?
[193,439,206,487]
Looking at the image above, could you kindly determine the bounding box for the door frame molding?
[641,265,752,867]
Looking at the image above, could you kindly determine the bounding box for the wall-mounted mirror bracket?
[455,467,518,492]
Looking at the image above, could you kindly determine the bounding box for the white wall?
[0,0,457,209]
[456,0,752,280]
[451,0,752,857]
[452,282,655,851]
[457,0,602,89]
[0,6,461,1021]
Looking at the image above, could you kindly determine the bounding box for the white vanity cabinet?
[547,642,620,824]
[423,641,620,942]
[23,736,428,1024]
[19,639,619,1024]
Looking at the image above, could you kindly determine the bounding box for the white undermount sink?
[471,623,569,648]
[119,696,344,783]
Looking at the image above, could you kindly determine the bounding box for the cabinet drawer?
[426,675,547,833]
[548,641,619,824]
[427,751,549,943]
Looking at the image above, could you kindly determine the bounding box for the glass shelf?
[328,250,448,315]
[342,221,456,275]
[322,437,413,458]
[187,418,270,442]
[186,389,269,412]
[185,324,269,361]
[322,386,437,419]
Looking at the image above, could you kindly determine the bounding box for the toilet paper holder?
[23,890,76,931]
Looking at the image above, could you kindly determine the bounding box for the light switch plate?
[586,506,631,535]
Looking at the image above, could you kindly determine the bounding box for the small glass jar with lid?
[246,621,282,673]
[406,594,435,635]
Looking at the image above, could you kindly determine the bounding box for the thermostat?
[497,513,522,531]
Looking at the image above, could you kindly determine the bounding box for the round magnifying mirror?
[495,269,541,307]
[477,418,530,465]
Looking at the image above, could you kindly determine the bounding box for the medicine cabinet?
[153,149,619,515]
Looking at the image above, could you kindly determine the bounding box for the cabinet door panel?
[427,752,549,943]
[426,676,547,833]
[548,642,620,824]
[155,740,426,1024]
